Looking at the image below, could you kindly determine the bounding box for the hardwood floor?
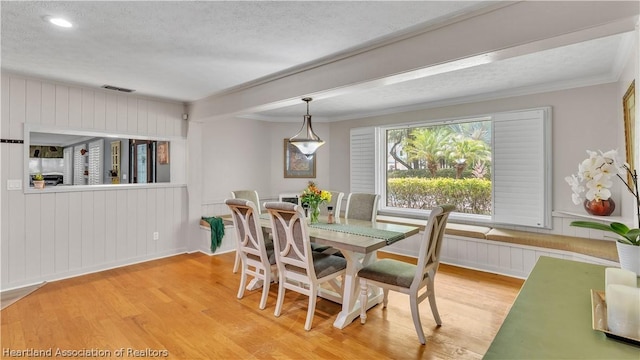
[1,252,523,359]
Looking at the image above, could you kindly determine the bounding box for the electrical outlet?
[153,232,159,241]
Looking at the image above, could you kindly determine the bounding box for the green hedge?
[387,177,492,214]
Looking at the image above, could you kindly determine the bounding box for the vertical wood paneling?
[116,95,127,131]
[105,93,117,132]
[116,191,128,259]
[510,247,524,273]
[2,75,189,289]
[41,83,55,125]
[147,101,157,136]
[94,91,106,130]
[82,89,95,129]
[68,192,82,269]
[81,192,94,266]
[523,249,537,272]
[466,240,478,263]
[487,244,500,268]
[126,189,138,257]
[163,188,173,251]
[499,246,511,269]
[156,103,167,136]
[104,190,117,263]
[55,85,69,127]
[477,242,488,265]
[93,191,106,265]
[8,144,26,283]
[156,188,167,251]
[54,193,70,272]
[137,99,148,133]
[9,77,26,139]
[40,193,56,274]
[25,195,42,280]
[147,188,157,253]
[68,87,82,128]
[127,97,138,134]
[25,79,42,124]
[136,189,147,256]
[1,144,10,285]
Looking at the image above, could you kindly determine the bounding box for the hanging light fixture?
[289,97,324,158]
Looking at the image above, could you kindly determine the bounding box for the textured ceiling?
[0,1,634,121]
[1,1,491,102]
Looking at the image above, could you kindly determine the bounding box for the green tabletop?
[484,256,639,359]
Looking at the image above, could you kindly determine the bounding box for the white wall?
[1,74,188,289]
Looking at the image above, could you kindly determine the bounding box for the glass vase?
[310,205,320,224]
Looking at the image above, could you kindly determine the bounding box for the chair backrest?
[231,190,261,214]
[412,204,455,290]
[319,191,344,216]
[224,198,271,266]
[264,202,317,281]
[344,193,379,221]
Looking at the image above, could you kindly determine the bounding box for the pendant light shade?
[289,97,324,158]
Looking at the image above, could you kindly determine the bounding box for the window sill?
[552,210,631,225]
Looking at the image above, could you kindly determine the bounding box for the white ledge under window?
[24,182,187,194]
[552,210,631,224]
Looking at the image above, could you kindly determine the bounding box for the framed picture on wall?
[158,141,169,164]
[623,80,635,183]
[283,139,316,178]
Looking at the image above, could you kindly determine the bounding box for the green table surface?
[484,256,639,359]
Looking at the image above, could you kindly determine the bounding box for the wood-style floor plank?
[1,252,523,359]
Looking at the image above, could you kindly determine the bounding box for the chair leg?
[428,287,442,326]
[274,275,285,317]
[304,285,318,331]
[382,288,390,308]
[259,271,270,310]
[237,264,247,300]
[232,251,240,273]
[409,294,426,345]
[359,279,369,324]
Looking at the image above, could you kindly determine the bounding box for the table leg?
[332,250,382,329]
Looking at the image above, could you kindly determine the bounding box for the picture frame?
[283,139,316,178]
[623,80,635,183]
[158,141,169,164]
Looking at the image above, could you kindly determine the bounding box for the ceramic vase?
[616,241,640,276]
[583,198,615,216]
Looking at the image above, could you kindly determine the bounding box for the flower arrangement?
[565,149,640,246]
[300,181,332,224]
[33,173,44,181]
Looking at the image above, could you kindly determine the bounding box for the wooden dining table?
[221,214,420,329]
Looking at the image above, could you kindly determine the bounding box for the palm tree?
[404,127,453,177]
[447,135,491,178]
[387,129,412,170]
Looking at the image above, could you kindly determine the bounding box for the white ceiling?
[1,1,635,122]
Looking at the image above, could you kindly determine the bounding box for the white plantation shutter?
[350,127,377,193]
[492,108,551,228]
[73,144,87,185]
[88,139,104,185]
[63,146,73,185]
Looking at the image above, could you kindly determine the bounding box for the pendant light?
[289,97,324,159]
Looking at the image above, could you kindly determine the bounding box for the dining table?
[221,213,420,329]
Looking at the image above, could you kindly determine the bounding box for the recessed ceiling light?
[44,16,73,28]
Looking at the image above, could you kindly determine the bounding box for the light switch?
[7,179,22,190]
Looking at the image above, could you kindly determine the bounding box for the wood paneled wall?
[1,73,188,289]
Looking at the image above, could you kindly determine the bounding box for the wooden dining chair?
[345,193,379,221]
[264,201,347,331]
[225,198,276,310]
[358,204,455,345]
[319,191,344,216]
[230,190,262,273]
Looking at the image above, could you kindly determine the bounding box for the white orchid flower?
[571,193,582,205]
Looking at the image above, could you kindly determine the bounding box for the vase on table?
[583,198,615,216]
[309,204,320,224]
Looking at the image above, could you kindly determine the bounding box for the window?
[351,108,551,228]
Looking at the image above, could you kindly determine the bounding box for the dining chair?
[225,198,276,310]
[357,204,455,345]
[264,201,347,331]
[230,190,262,273]
[319,191,344,216]
[344,193,379,221]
